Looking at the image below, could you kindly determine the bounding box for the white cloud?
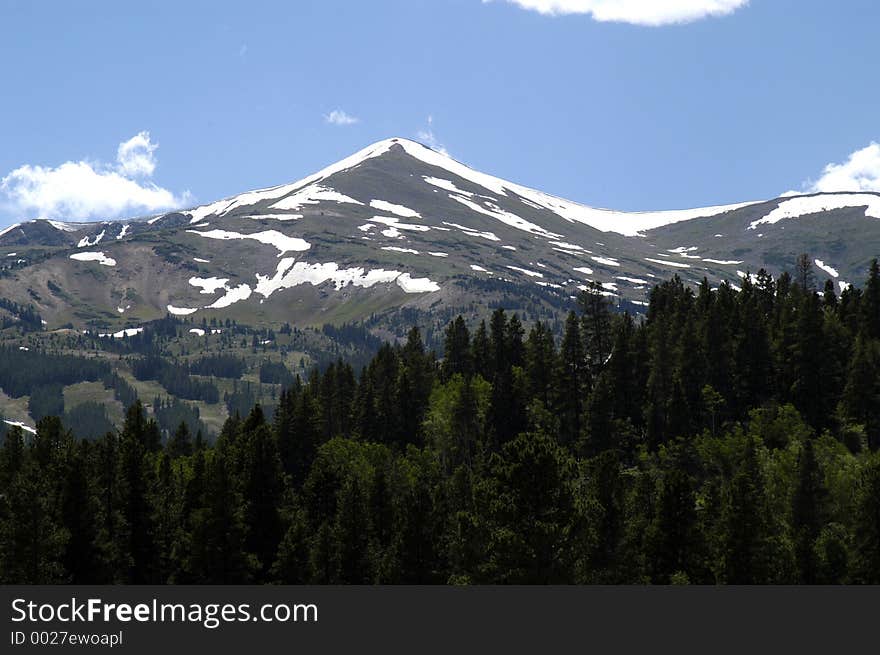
[116,131,157,177]
[324,109,359,126]
[1,132,189,221]
[417,116,449,156]
[488,0,749,26]
[239,44,248,57]
[799,142,880,194]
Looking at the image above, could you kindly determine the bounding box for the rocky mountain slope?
[2,137,879,332]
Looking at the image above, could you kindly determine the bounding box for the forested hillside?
[2,259,880,584]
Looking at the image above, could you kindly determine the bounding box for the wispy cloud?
[417,116,449,156]
[324,109,360,126]
[486,0,749,26]
[116,131,158,177]
[238,44,248,57]
[0,131,190,221]
[795,142,880,194]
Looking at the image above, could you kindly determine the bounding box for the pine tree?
[853,455,880,583]
[119,403,157,583]
[151,452,180,583]
[489,308,508,379]
[0,425,25,488]
[370,344,402,445]
[790,291,829,431]
[241,420,285,579]
[0,458,67,583]
[795,253,816,292]
[555,311,587,449]
[271,497,310,584]
[647,467,699,584]
[525,321,556,408]
[862,259,880,339]
[332,474,373,583]
[398,327,435,445]
[93,431,125,582]
[189,451,254,583]
[471,320,491,380]
[59,440,101,583]
[483,430,578,583]
[441,316,472,380]
[841,334,880,449]
[167,421,193,458]
[579,282,613,378]
[506,314,526,370]
[451,375,481,468]
[396,448,444,583]
[585,450,626,583]
[792,439,826,584]
[722,438,769,584]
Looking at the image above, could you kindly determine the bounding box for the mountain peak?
[2,135,880,332]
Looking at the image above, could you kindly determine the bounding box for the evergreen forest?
[3,260,880,585]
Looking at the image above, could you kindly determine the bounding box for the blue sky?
[2,0,879,227]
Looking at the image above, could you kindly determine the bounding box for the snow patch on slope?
[749,193,880,230]
[442,221,500,242]
[423,176,474,197]
[271,184,363,211]
[645,258,691,269]
[3,419,36,435]
[99,327,143,338]
[506,265,543,278]
[253,257,440,297]
[371,216,431,233]
[189,277,230,294]
[382,246,419,254]
[703,258,743,265]
[370,199,421,218]
[814,259,840,278]
[77,230,105,248]
[206,284,252,309]
[246,213,303,221]
[70,251,116,266]
[46,220,80,232]
[186,229,310,256]
[397,273,440,293]
[448,195,563,239]
[167,305,198,315]
[0,223,21,239]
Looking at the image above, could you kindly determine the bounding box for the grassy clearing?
[0,388,32,426]
[63,381,125,426]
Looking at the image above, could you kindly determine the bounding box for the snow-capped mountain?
[2,137,879,331]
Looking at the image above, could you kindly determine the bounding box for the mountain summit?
[1,137,879,331]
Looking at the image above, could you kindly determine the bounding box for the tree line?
[2,259,880,584]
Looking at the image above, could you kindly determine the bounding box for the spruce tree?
[441,316,472,380]
[555,311,587,449]
[240,415,285,579]
[648,467,699,584]
[167,421,193,458]
[119,403,157,583]
[853,455,880,583]
[792,438,825,584]
[862,259,880,338]
[722,438,769,584]
[59,440,101,583]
